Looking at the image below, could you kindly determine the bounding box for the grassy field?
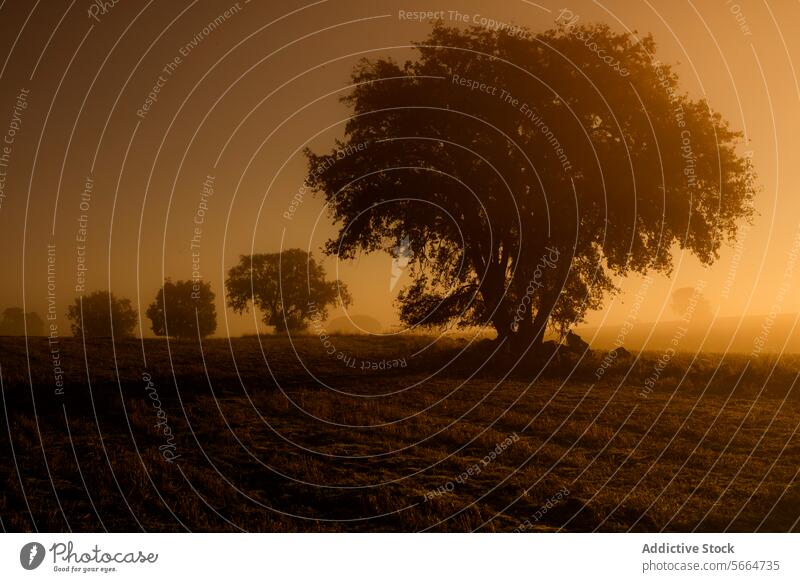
[1,334,799,532]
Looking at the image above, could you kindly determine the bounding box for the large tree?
[146,279,217,340]
[305,23,755,351]
[226,249,351,333]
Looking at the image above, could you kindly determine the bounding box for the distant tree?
[66,291,138,338]
[305,23,756,352]
[226,249,351,333]
[0,308,44,336]
[25,311,44,336]
[670,286,713,321]
[146,279,217,340]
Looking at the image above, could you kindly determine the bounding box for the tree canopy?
[305,23,755,350]
[225,249,351,333]
[66,291,138,338]
[146,279,217,340]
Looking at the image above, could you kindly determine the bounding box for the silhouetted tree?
[0,308,44,336]
[66,291,137,338]
[670,286,713,322]
[305,23,756,352]
[146,279,217,340]
[226,249,351,332]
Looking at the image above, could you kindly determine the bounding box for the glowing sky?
[0,0,797,337]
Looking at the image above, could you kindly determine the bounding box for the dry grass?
[1,335,798,532]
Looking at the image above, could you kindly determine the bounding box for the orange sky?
[0,0,798,337]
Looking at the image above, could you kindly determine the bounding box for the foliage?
[305,23,756,349]
[225,248,351,332]
[0,308,44,336]
[66,290,138,338]
[146,279,217,340]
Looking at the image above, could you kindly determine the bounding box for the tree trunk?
[491,304,512,343]
[510,293,534,354]
[530,288,559,349]
[481,246,513,344]
[503,286,559,356]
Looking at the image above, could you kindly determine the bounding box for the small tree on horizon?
[66,291,138,338]
[146,279,217,340]
[0,308,44,336]
[225,248,351,333]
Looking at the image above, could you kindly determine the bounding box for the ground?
[1,335,798,532]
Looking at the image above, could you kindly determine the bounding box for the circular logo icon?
[19,542,46,570]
